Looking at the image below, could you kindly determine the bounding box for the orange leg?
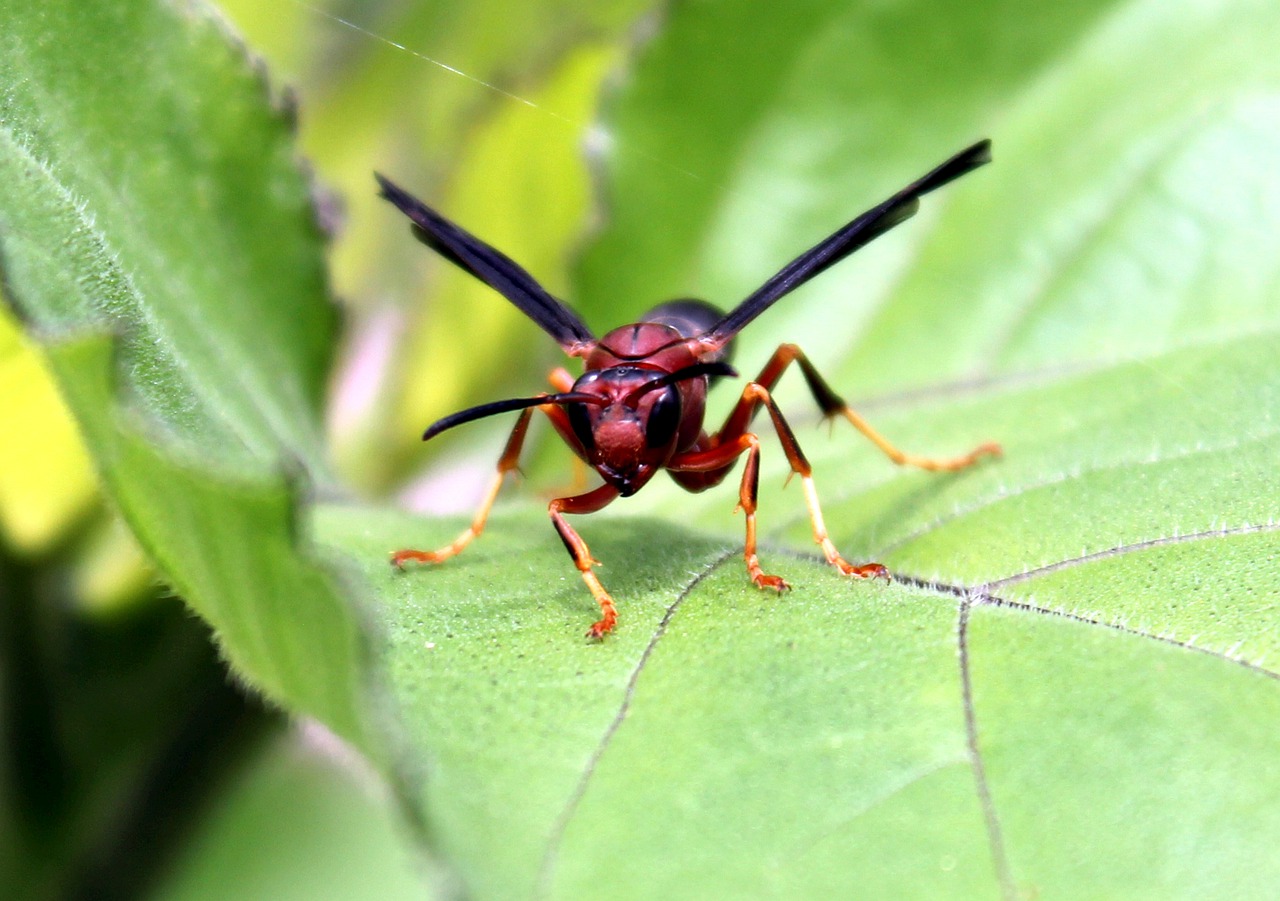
[549,484,623,639]
[671,432,789,591]
[671,383,890,589]
[740,383,890,580]
[391,407,534,568]
[724,344,1000,472]
[737,434,790,591]
[546,367,590,494]
[392,367,583,568]
[548,366,576,392]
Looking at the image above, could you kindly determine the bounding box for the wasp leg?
[742,383,890,580]
[549,484,623,639]
[677,383,890,584]
[723,344,1000,472]
[391,406,534,568]
[735,433,792,591]
[548,366,576,392]
[543,367,590,495]
[670,432,788,592]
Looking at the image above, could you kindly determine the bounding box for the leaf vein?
[957,593,1019,901]
[534,547,738,897]
[988,521,1280,589]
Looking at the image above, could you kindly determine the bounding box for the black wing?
[376,174,595,353]
[700,140,991,348]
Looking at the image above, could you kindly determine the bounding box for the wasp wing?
[376,174,595,353]
[701,140,991,348]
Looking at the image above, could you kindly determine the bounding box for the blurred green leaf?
[0,0,378,752]
[0,307,96,553]
[0,302,156,610]
[0,547,271,901]
[253,0,652,300]
[154,729,429,901]
[221,0,653,488]
[71,513,157,613]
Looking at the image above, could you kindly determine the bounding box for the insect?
[379,139,1000,639]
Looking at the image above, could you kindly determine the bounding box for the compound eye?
[645,386,682,449]
[566,402,595,451]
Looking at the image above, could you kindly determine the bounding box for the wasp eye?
[645,386,682,448]
[566,402,595,451]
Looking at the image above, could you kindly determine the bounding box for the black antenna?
[422,392,605,442]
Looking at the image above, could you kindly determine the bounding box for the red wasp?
[379,140,999,639]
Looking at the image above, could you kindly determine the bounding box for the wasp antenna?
[909,139,991,197]
[700,140,992,349]
[422,392,604,442]
[623,361,739,404]
[376,174,596,355]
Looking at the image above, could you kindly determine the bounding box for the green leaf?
[340,0,1279,896]
[0,548,272,901]
[155,729,429,901]
[0,305,97,552]
[6,0,1280,899]
[0,0,379,753]
[266,0,652,302]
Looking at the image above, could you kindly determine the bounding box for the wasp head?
[565,367,686,496]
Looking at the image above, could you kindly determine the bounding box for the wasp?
[379,139,999,638]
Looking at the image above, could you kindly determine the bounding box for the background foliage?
[2,0,1278,899]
